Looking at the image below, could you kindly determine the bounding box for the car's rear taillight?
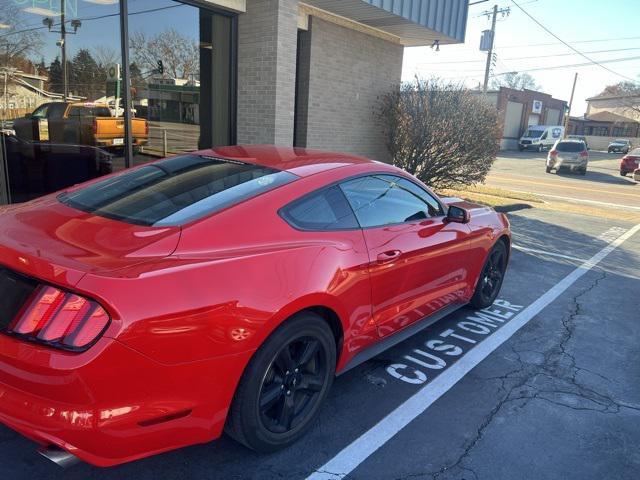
[8,285,110,351]
[580,151,588,158]
[549,150,558,157]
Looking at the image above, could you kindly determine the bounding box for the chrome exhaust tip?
[37,446,80,468]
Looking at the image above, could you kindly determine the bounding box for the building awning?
[302,0,468,46]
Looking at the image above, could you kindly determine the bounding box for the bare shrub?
[379,77,501,189]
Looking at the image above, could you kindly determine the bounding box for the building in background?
[586,91,640,122]
[478,87,567,150]
[0,0,470,204]
[567,112,640,151]
[0,71,82,123]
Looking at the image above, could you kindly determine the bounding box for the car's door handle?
[377,250,402,264]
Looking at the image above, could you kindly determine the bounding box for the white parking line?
[306,223,640,480]
[512,245,588,262]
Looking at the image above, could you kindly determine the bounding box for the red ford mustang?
[0,146,510,467]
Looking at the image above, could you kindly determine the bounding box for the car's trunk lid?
[0,195,180,287]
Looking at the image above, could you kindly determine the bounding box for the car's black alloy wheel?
[259,337,328,433]
[225,312,336,452]
[470,241,508,309]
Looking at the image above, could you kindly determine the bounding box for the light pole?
[43,7,81,102]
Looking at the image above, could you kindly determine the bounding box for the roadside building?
[478,87,568,150]
[586,91,640,122]
[0,0,470,204]
[0,71,81,122]
[567,111,640,150]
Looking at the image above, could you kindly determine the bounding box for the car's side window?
[280,185,359,231]
[339,175,443,228]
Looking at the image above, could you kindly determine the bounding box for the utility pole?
[481,5,510,94]
[563,72,578,137]
[61,0,67,102]
[482,5,497,94]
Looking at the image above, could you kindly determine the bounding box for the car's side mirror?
[445,205,470,224]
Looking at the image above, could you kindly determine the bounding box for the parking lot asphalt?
[485,150,639,211]
[1,204,638,480]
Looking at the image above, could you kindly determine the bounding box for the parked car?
[546,139,588,175]
[608,139,632,154]
[518,125,564,152]
[1,133,113,203]
[0,146,510,467]
[620,148,640,176]
[13,102,148,151]
[568,135,589,150]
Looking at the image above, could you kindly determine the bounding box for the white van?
[518,125,564,152]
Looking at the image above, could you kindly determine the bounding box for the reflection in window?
[0,0,122,201]
[59,155,297,226]
[340,175,443,228]
[128,1,234,165]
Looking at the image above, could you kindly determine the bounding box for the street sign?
[532,100,543,114]
[106,63,121,82]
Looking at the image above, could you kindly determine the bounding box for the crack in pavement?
[401,269,639,480]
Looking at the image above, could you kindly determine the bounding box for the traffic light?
[157,60,164,75]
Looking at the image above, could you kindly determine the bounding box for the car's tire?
[225,312,336,453]
[518,146,524,152]
[546,166,552,173]
[621,171,627,177]
[579,168,587,176]
[470,240,508,309]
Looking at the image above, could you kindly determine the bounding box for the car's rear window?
[58,155,297,226]
[556,142,585,153]
[67,106,112,117]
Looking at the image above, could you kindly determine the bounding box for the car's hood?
[0,195,180,287]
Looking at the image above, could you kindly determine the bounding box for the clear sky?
[403,0,640,116]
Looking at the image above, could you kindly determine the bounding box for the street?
[1,176,638,479]
[486,150,639,211]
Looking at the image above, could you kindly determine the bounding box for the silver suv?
[546,139,588,175]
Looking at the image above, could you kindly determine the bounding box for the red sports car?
[0,146,510,467]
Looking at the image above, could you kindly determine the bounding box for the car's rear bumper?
[547,158,587,169]
[0,333,251,466]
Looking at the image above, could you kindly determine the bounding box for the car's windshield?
[58,155,298,226]
[614,139,628,143]
[556,142,585,152]
[525,129,543,138]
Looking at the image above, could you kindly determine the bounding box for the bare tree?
[92,46,119,69]
[379,77,501,189]
[597,81,640,120]
[130,29,198,80]
[490,72,541,91]
[0,3,43,68]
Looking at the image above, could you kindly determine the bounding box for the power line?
[416,47,640,65]
[0,4,184,40]
[510,0,639,83]
[496,35,640,49]
[436,55,640,78]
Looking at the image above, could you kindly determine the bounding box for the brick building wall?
[237,0,299,145]
[295,17,404,162]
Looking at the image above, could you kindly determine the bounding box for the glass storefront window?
[0,0,236,204]
[0,0,122,202]
[127,0,235,168]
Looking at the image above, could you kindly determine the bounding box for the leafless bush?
[379,77,501,189]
